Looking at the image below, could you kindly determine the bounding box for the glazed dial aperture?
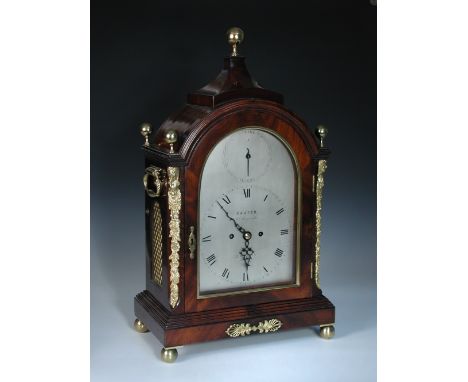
[199,128,298,295]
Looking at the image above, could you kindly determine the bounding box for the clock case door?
[184,100,322,312]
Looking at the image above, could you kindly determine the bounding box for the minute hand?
[216,201,247,234]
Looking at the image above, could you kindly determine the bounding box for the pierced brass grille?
[151,201,163,286]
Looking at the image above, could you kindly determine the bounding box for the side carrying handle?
[143,166,166,198]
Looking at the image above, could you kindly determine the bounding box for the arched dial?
[199,127,298,296]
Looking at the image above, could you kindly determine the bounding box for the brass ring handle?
[143,166,165,198]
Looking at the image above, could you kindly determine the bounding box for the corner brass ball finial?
[319,324,335,339]
[316,125,328,148]
[133,319,149,333]
[227,27,244,57]
[165,130,178,153]
[161,347,178,363]
[140,122,152,146]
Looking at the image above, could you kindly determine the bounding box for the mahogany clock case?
[92,0,376,376]
[133,49,335,348]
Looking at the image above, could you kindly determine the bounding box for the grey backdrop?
[91,1,376,380]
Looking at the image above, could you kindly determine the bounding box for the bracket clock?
[133,28,335,363]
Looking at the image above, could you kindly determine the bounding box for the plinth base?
[134,290,335,350]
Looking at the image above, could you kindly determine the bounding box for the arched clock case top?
[133,28,335,362]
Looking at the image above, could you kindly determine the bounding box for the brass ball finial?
[165,130,178,153]
[319,325,335,339]
[161,347,178,363]
[140,122,152,146]
[316,125,328,148]
[227,27,244,57]
[133,319,149,333]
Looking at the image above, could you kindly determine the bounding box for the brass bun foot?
[161,347,178,363]
[134,318,149,333]
[319,324,335,339]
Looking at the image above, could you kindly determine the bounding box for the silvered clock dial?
[199,127,300,296]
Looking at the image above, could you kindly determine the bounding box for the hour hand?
[240,242,254,267]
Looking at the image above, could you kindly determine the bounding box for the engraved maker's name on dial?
[235,210,257,215]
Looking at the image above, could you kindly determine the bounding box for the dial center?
[243,231,252,240]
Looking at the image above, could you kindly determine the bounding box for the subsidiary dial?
[222,129,272,183]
